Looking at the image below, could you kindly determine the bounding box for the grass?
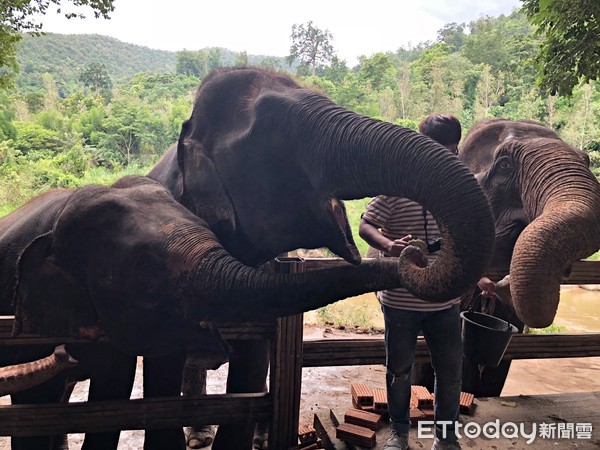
[525,323,568,334]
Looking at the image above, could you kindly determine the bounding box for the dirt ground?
[2,324,600,449]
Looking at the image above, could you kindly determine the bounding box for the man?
[359,114,463,450]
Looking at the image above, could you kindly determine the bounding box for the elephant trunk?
[0,345,77,396]
[510,139,600,327]
[165,222,426,320]
[295,93,495,301]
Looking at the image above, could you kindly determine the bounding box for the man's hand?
[384,234,413,257]
[477,277,496,297]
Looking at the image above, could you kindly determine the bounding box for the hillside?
[16,33,176,94]
[15,33,289,95]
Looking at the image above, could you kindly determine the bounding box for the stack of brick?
[333,407,380,448]
[294,424,324,449]
[410,385,435,424]
[350,383,476,428]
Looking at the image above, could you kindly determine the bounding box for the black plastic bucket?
[460,310,518,367]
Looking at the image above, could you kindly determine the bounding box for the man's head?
[419,114,462,154]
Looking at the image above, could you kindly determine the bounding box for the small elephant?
[459,118,600,396]
[3,175,434,448]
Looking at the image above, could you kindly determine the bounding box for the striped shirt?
[362,195,459,311]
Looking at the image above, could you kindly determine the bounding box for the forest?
[0,9,599,226]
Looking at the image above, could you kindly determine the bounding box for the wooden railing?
[0,258,598,447]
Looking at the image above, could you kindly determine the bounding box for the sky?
[39,0,523,66]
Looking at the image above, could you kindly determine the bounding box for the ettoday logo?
[417,420,593,444]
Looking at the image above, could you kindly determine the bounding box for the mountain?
[16,33,176,94]
[15,33,291,96]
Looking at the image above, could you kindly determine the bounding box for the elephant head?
[11,176,455,358]
[150,68,495,302]
[459,118,600,327]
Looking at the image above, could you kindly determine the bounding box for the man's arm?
[359,218,412,258]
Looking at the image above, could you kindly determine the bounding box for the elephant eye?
[496,157,513,172]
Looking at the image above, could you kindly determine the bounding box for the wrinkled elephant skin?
[459,118,600,328]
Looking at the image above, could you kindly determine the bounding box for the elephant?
[460,118,600,325]
[457,118,600,397]
[144,67,497,450]
[411,118,600,398]
[1,67,496,450]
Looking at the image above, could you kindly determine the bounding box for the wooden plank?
[0,393,271,437]
[269,256,305,450]
[0,318,277,341]
[303,333,600,367]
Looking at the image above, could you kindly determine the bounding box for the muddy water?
[306,286,600,333]
[555,285,600,332]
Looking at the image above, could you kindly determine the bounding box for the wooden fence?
[0,258,598,449]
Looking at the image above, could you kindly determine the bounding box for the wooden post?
[269,257,305,450]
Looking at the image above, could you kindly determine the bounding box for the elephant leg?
[461,358,512,397]
[143,350,187,450]
[82,349,137,450]
[10,374,70,450]
[212,339,270,450]
[181,364,216,449]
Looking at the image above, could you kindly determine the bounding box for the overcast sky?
[39,0,523,66]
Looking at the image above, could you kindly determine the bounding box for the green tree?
[560,83,600,150]
[258,56,281,71]
[322,56,349,85]
[461,16,510,72]
[207,48,222,72]
[12,121,64,156]
[437,22,466,52]
[79,62,112,96]
[0,0,114,87]
[474,64,504,119]
[358,53,396,91]
[235,51,248,67]
[287,21,335,76]
[0,92,16,140]
[521,0,600,96]
[176,49,207,78]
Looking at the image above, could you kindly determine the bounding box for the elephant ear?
[177,119,236,235]
[14,232,100,338]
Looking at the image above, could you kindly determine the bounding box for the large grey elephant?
[458,118,600,396]
[145,67,496,449]
[1,68,496,450]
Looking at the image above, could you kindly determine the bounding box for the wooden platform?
[314,391,600,449]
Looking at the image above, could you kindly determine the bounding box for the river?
[305,285,600,333]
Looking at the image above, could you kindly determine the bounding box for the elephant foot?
[252,423,268,450]
[185,425,215,449]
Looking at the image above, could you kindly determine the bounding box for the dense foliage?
[287,21,335,76]
[16,33,176,94]
[0,10,599,220]
[522,0,600,96]
[0,0,114,87]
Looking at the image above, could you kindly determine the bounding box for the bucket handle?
[468,293,513,332]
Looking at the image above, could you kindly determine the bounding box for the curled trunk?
[294,93,495,301]
[511,139,600,327]
[0,345,77,396]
